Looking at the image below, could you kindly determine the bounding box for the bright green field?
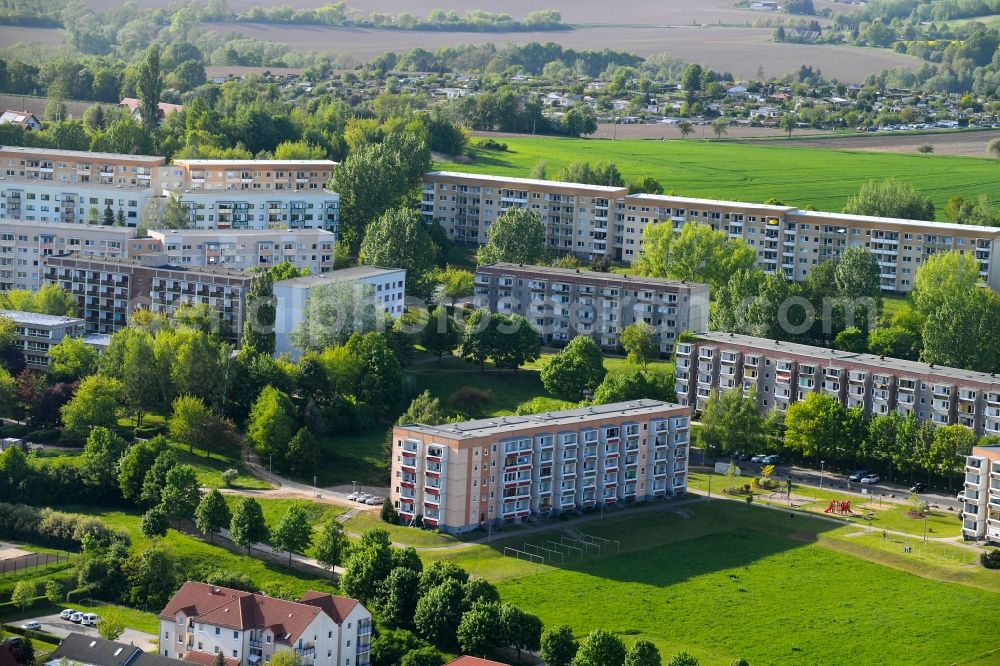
[438,138,1000,218]
[442,502,1000,665]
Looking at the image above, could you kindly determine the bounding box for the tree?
[834,327,867,353]
[137,44,163,136]
[360,207,438,298]
[103,204,115,226]
[121,332,158,426]
[414,579,465,646]
[677,120,694,139]
[195,489,231,543]
[141,449,178,507]
[700,388,763,458]
[229,497,267,553]
[540,625,578,666]
[97,607,126,641]
[620,323,657,370]
[423,305,459,360]
[989,137,1000,158]
[80,426,127,493]
[634,222,755,290]
[562,104,597,136]
[314,517,349,570]
[626,640,662,666]
[270,504,313,567]
[378,567,421,629]
[44,579,64,605]
[843,177,935,221]
[169,395,211,454]
[575,629,626,666]
[432,267,474,306]
[400,648,444,666]
[140,506,169,538]
[290,282,382,352]
[921,287,1000,373]
[160,464,201,526]
[778,114,797,138]
[913,250,982,316]
[61,375,122,437]
[340,528,394,603]
[500,603,542,663]
[47,336,97,382]
[161,193,190,229]
[381,497,399,523]
[286,427,321,477]
[10,580,36,611]
[666,653,700,666]
[457,602,502,657]
[711,118,729,139]
[476,208,549,265]
[784,392,848,463]
[488,314,541,371]
[628,176,663,195]
[269,652,301,666]
[540,335,607,400]
[247,386,296,468]
[243,270,276,354]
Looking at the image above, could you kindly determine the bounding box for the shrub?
[381,497,399,524]
[980,548,1000,569]
[221,469,239,488]
[26,429,60,442]
[134,424,166,439]
[476,138,507,151]
[917,143,933,154]
[448,387,494,414]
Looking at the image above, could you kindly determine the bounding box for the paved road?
[17,613,157,651]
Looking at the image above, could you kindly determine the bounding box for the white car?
[70,612,83,623]
[355,493,372,503]
[860,474,880,485]
[346,492,360,501]
[60,609,77,620]
[365,496,382,506]
[19,622,41,631]
[81,613,99,627]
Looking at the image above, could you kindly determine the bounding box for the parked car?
[957,491,967,503]
[69,612,83,623]
[762,455,780,465]
[356,493,372,503]
[860,474,880,485]
[346,492,360,501]
[80,614,99,627]
[848,470,869,482]
[909,482,928,493]
[59,609,77,620]
[750,454,767,463]
[18,622,40,631]
[365,496,382,506]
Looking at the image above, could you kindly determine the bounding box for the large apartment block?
[45,254,252,337]
[147,229,336,273]
[0,147,340,232]
[0,309,86,369]
[422,171,1000,293]
[676,332,1000,437]
[473,263,709,355]
[961,445,1000,543]
[391,400,690,533]
[158,581,371,666]
[0,220,160,291]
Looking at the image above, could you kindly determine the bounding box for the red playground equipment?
[824,500,852,515]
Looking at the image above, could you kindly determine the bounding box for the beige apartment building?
[676,332,1000,437]
[0,309,86,369]
[421,171,1000,293]
[147,228,336,273]
[962,445,1000,543]
[474,263,709,355]
[391,400,691,533]
[0,220,160,292]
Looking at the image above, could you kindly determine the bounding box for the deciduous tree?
[229,497,267,554]
[194,489,231,543]
[270,504,313,567]
[540,335,606,399]
[476,208,549,265]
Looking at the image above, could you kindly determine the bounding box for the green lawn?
[170,442,272,490]
[436,137,1000,218]
[456,502,1000,665]
[221,497,344,557]
[343,511,463,549]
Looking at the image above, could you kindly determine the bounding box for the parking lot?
[15,612,157,651]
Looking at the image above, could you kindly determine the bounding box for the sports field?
[437,137,1000,219]
[424,501,1000,665]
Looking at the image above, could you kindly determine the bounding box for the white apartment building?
[473,262,709,355]
[962,445,1000,543]
[676,332,1000,437]
[158,581,371,666]
[272,267,407,357]
[147,228,336,273]
[0,147,341,232]
[421,171,1000,293]
[391,400,690,533]
[0,219,160,291]
[0,309,86,368]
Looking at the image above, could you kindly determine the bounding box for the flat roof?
[172,159,338,167]
[481,262,707,289]
[693,331,1000,386]
[47,253,251,278]
[426,171,628,194]
[399,399,682,440]
[0,145,165,163]
[149,228,335,239]
[0,219,137,235]
[627,193,795,213]
[791,209,1000,235]
[0,309,84,326]
[275,265,405,288]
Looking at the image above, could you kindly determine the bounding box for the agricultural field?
[757,128,1000,158]
[424,501,1000,665]
[438,136,1000,218]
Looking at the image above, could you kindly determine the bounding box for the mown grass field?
[423,501,1000,665]
[437,137,1000,218]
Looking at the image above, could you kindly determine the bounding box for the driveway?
[16,613,157,651]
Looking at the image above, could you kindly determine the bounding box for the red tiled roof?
[445,658,509,666]
[182,651,240,666]
[159,582,358,646]
[298,590,359,625]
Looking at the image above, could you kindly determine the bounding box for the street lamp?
[352,480,357,495]
[923,508,929,543]
[820,460,825,492]
[269,454,273,482]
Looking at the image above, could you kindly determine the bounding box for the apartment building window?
[215,628,220,635]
